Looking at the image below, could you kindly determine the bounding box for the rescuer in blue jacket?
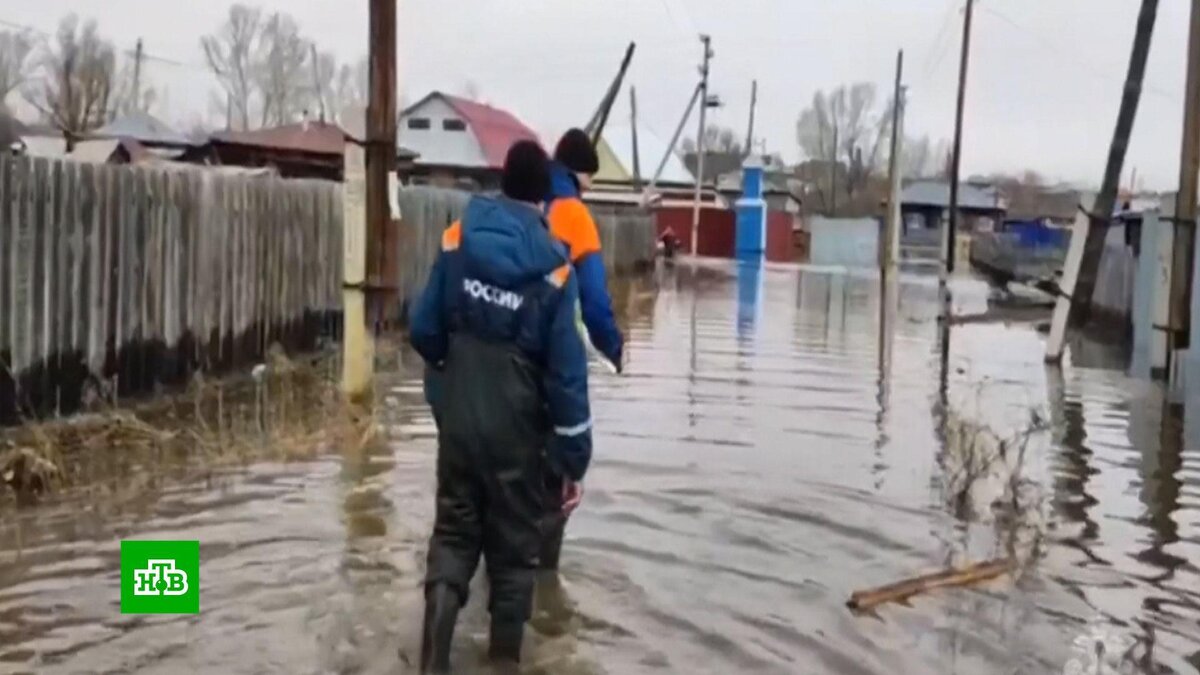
[409,141,592,673]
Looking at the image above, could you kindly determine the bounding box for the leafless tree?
[796,83,894,212]
[201,3,262,131]
[331,55,368,135]
[904,135,952,180]
[681,124,744,183]
[681,124,743,156]
[254,12,310,127]
[23,15,117,146]
[0,30,35,103]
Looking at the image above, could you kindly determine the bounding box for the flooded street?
[2,260,1199,674]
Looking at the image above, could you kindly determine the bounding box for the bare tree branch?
[22,15,116,147]
[254,12,310,127]
[0,30,35,103]
[201,4,261,131]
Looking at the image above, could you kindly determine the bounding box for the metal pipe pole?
[630,86,642,191]
[744,79,758,158]
[644,82,702,200]
[691,34,713,256]
[883,51,905,278]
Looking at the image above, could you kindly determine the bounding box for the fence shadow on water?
[0,156,343,424]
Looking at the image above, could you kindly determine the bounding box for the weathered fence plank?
[0,157,343,422]
[0,162,647,424]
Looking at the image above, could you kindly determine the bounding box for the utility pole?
[745,79,758,158]
[691,34,713,256]
[310,42,326,123]
[587,42,636,145]
[343,0,396,402]
[830,126,838,216]
[883,51,905,279]
[1047,0,1158,361]
[1067,0,1159,325]
[132,38,144,113]
[945,0,975,284]
[644,82,701,201]
[630,86,642,191]
[1168,0,1200,371]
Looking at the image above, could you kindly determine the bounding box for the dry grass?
[0,347,381,509]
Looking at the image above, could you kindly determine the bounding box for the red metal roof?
[437,94,540,169]
[211,121,349,156]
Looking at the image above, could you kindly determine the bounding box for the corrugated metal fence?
[0,156,342,423]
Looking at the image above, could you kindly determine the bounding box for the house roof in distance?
[211,120,350,156]
[95,111,190,146]
[399,91,540,170]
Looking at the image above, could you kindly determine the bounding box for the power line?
[0,16,211,74]
[978,4,1179,102]
[919,0,960,85]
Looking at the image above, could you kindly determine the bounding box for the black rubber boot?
[420,584,460,674]
[488,620,524,668]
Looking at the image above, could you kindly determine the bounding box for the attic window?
[442,119,467,132]
[407,117,431,130]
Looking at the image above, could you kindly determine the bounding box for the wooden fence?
[0,156,342,424]
[0,170,654,424]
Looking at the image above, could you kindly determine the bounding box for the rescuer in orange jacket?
[539,129,624,574]
[546,129,624,372]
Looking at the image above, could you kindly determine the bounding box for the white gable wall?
[399,97,489,168]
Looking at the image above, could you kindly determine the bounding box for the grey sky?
[2,0,1191,189]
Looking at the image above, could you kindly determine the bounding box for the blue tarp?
[1003,220,1069,249]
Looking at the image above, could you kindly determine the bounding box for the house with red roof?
[397,91,540,191]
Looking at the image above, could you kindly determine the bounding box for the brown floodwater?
[1,260,1198,674]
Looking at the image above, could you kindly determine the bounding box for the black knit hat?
[554,128,599,175]
[501,140,551,204]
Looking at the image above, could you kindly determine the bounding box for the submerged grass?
[0,345,381,510]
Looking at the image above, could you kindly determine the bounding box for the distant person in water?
[409,140,593,673]
[541,128,624,574]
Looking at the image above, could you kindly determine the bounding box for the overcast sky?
[2,0,1192,189]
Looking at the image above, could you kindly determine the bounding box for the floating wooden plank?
[847,558,1014,612]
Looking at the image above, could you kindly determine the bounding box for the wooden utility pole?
[745,79,758,157]
[1066,0,1159,326]
[1168,0,1200,369]
[691,34,713,256]
[587,42,636,145]
[132,39,144,112]
[630,86,642,191]
[342,0,397,401]
[883,51,905,279]
[945,0,975,281]
[1048,0,1159,362]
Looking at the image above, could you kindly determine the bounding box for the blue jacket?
[409,195,593,481]
[545,162,624,370]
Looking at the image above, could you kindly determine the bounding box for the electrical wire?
[978,3,1179,103]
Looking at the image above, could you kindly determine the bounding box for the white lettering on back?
[462,278,524,311]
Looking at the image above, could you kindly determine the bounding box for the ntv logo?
[121,540,199,614]
[133,559,189,596]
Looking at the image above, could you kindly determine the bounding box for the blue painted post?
[736,156,766,258]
